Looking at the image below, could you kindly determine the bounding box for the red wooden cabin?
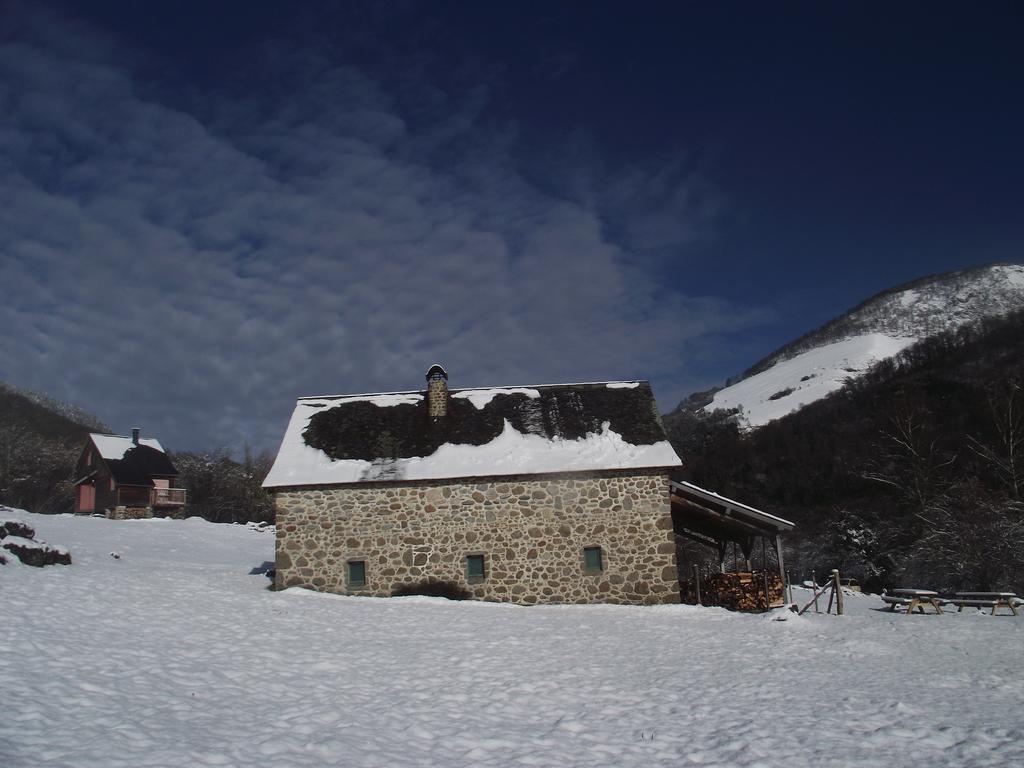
[73,429,185,518]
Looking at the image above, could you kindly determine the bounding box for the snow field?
[703,333,918,427]
[3,511,1023,767]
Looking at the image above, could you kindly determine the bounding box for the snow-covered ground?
[703,333,917,427]
[3,510,1023,767]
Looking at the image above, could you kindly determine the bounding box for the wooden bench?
[882,589,944,615]
[951,592,1020,616]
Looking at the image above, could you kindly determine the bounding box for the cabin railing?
[153,487,187,506]
[116,487,187,507]
[116,486,152,507]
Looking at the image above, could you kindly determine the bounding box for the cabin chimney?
[131,428,140,445]
[425,364,449,418]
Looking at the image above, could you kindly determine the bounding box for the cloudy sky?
[2,1,1022,455]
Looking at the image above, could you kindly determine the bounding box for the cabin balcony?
[153,487,187,507]
[116,487,187,508]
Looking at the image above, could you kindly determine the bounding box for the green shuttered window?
[466,554,485,582]
[348,560,366,587]
[584,546,604,573]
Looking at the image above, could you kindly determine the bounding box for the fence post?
[832,569,844,615]
[811,570,820,613]
[692,564,702,605]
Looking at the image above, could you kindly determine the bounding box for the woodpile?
[702,571,784,611]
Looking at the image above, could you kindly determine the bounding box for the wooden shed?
[669,480,794,611]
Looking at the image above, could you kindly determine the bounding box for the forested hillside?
[665,309,1024,593]
[0,382,103,513]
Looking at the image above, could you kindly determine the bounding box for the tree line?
[170,447,274,524]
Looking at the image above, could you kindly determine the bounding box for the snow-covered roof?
[90,433,164,460]
[87,433,178,486]
[263,381,681,488]
[670,480,794,532]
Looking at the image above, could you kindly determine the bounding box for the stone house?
[262,365,684,605]
[73,429,186,519]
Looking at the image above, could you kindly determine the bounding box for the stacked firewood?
[703,571,784,611]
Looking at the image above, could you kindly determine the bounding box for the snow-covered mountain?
[693,262,1024,428]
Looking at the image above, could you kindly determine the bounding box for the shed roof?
[263,380,681,488]
[670,480,794,536]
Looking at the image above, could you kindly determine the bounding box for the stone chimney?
[131,428,140,445]
[425,364,449,418]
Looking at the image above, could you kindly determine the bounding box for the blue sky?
[1,1,1022,454]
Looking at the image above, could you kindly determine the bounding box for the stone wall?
[107,505,152,520]
[273,469,680,605]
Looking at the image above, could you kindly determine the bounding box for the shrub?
[391,579,471,600]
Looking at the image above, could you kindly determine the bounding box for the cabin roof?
[91,433,164,459]
[263,380,681,488]
[88,433,178,486]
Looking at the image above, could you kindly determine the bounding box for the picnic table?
[881,589,944,615]
[951,592,1020,616]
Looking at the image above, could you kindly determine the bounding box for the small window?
[583,546,604,573]
[466,554,486,582]
[348,560,366,587]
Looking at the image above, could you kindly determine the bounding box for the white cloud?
[0,6,770,453]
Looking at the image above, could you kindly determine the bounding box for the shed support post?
[761,536,770,609]
[773,535,789,605]
[740,536,754,573]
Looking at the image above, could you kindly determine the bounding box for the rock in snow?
[0,509,71,567]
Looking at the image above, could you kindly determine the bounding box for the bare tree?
[908,492,1024,592]
[967,379,1024,500]
[172,447,274,524]
[862,402,956,513]
[0,421,77,513]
